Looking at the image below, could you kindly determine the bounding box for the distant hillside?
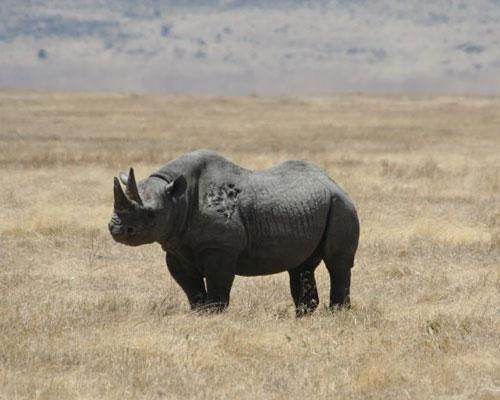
[1,0,499,94]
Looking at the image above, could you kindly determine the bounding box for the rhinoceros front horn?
[114,177,133,211]
[125,167,143,205]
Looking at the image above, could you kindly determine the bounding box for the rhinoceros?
[108,150,359,316]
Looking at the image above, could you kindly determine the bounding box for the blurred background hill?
[1,0,499,95]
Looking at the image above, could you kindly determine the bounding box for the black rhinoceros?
[108,150,359,316]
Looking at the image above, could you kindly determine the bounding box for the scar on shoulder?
[206,183,241,220]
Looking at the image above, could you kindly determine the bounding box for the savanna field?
[0,91,498,399]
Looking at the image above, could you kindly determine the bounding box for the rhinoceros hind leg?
[288,257,321,317]
[324,252,354,309]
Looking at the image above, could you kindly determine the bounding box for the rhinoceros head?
[108,167,186,246]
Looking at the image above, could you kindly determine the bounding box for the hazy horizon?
[1,1,499,95]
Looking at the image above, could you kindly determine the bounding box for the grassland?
[0,91,498,399]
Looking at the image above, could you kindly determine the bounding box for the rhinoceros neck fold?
[149,171,174,184]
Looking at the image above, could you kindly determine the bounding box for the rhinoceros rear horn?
[114,177,133,211]
[125,167,143,205]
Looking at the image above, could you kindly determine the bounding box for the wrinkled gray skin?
[109,150,359,316]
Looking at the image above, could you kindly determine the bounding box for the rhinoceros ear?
[166,175,187,200]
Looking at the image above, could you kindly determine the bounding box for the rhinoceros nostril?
[126,226,136,236]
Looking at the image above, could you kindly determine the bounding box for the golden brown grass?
[0,90,499,399]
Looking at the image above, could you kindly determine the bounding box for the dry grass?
[0,90,499,399]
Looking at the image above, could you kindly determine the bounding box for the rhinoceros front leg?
[198,250,236,313]
[166,254,207,311]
